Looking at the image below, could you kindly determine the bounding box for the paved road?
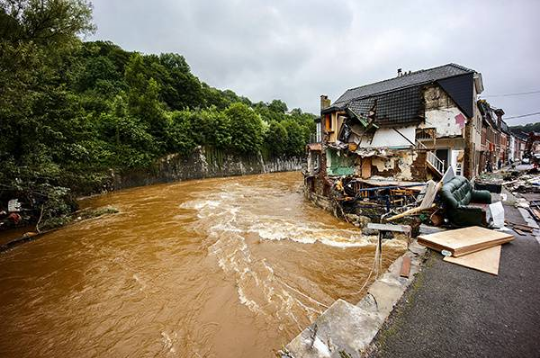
[369,205,540,358]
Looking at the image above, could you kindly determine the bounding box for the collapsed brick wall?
[370,151,428,181]
[411,151,427,180]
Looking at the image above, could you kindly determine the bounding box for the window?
[416,128,435,140]
[325,114,333,132]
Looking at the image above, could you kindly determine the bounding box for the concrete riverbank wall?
[281,241,427,358]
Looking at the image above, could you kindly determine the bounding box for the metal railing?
[309,133,320,143]
[426,151,445,175]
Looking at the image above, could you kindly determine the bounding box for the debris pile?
[312,165,511,237]
[503,174,540,193]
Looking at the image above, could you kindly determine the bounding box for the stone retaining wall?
[110,146,304,191]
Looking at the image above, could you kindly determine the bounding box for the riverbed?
[0,172,406,357]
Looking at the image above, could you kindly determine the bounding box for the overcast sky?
[89,0,540,125]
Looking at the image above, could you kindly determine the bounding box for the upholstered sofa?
[440,176,492,227]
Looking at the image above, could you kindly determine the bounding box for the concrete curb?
[281,241,427,358]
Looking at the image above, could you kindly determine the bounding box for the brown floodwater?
[0,172,406,358]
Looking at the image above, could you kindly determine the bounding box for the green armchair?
[440,176,492,227]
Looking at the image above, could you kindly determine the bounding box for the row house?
[305,63,530,204]
[513,132,528,161]
[477,100,521,171]
[306,63,485,199]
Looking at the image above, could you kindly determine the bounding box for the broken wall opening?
[326,148,357,176]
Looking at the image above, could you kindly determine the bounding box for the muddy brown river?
[0,172,406,357]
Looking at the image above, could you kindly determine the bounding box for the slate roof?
[348,86,424,126]
[333,63,476,107]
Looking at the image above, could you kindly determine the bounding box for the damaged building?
[305,63,489,220]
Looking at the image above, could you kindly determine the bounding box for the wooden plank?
[386,204,435,222]
[505,221,534,231]
[419,235,512,257]
[443,245,501,275]
[400,256,411,278]
[355,179,425,191]
[361,157,372,179]
[418,226,514,257]
[418,180,439,209]
[367,223,411,234]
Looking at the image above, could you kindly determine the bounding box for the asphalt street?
[368,205,540,358]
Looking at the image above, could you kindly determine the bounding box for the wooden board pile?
[418,226,514,275]
[528,200,540,222]
[506,221,535,236]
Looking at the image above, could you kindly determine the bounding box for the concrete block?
[285,299,381,358]
[408,240,427,255]
[283,240,428,358]
[367,280,406,317]
[356,293,380,314]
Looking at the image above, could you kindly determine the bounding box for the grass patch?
[370,251,435,355]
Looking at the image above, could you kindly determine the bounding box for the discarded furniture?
[474,180,502,193]
[440,176,492,227]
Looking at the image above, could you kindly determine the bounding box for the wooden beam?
[367,223,411,234]
[400,256,412,278]
[385,204,435,221]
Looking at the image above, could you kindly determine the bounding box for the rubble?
[503,174,540,193]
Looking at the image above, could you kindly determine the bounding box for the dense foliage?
[0,0,315,228]
[510,122,540,136]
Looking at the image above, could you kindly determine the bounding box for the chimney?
[397,68,402,77]
[494,108,505,129]
[320,95,331,111]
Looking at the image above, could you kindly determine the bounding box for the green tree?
[0,0,96,223]
[282,119,305,156]
[125,54,169,141]
[0,0,95,46]
[268,99,288,114]
[167,110,196,155]
[265,121,288,156]
[224,103,264,154]
[75,56,121,93]
[189,108,232,149]
[158,53,204,110]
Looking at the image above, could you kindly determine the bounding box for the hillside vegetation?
[0,0,315,228]
[510,122,540,136]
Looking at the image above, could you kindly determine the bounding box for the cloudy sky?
[89,0,540,125]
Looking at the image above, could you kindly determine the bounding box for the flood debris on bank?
[481,163,540,224]
[302,63,520,267]
[304,64,512,233]
[0,202,119,253]
[286,63,532,358]
[0,184,78,232]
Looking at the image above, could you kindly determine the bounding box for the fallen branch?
[35,204,44,234]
